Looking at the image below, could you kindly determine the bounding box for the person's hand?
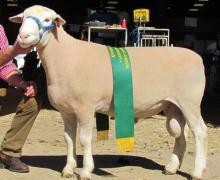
[23,81,38,97]
[13,39,34,55]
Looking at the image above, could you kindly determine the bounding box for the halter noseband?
[26,16,55,41]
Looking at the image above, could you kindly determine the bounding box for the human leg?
[0,88,41,172]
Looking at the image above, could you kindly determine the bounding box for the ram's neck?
[36,27,80,86]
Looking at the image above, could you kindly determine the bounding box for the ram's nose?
[18,33,30,41]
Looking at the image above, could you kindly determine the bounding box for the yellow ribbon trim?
[116,137,134,152]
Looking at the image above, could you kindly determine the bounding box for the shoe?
[0,152,29,173]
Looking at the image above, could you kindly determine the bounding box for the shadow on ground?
[22,154,190,179]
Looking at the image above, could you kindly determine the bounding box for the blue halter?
[26,16,55,40]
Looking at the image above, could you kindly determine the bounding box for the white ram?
[9,5,207,180]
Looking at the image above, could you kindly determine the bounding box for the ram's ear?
[54,14,66,27]
[8,13,24,23]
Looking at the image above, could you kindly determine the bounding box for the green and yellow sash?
[107,46,135,152]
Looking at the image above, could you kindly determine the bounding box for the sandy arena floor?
[0,109,220,180]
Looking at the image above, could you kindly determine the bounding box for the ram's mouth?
[18,41,30,48]
[17,35,38,48]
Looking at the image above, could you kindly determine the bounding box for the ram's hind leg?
[181,106,208,180]
[164,104,186,175]
[61,113,78,178]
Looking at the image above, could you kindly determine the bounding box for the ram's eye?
[44,18,50,22]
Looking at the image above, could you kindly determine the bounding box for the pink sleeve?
[0,24,17,80]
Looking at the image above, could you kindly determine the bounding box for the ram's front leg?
[61,113,78,178]
[77,109,94,180]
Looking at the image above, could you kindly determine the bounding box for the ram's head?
[9,5,66,48]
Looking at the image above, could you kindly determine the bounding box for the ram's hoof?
[61,172,75,178]
[190,176,202,180]
[164,165,177,175]
[164,169,176,175]
[79,177,91,180]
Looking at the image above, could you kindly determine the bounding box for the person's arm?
[0,60,37,97]
[6,71,37,97]
[0,47,18,67]
[0,24,33,67]
[5,70,27,89]
[0,42,33,67]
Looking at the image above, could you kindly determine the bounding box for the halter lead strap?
[26,16,55,40]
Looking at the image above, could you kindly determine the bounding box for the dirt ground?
[0,107,220,180]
